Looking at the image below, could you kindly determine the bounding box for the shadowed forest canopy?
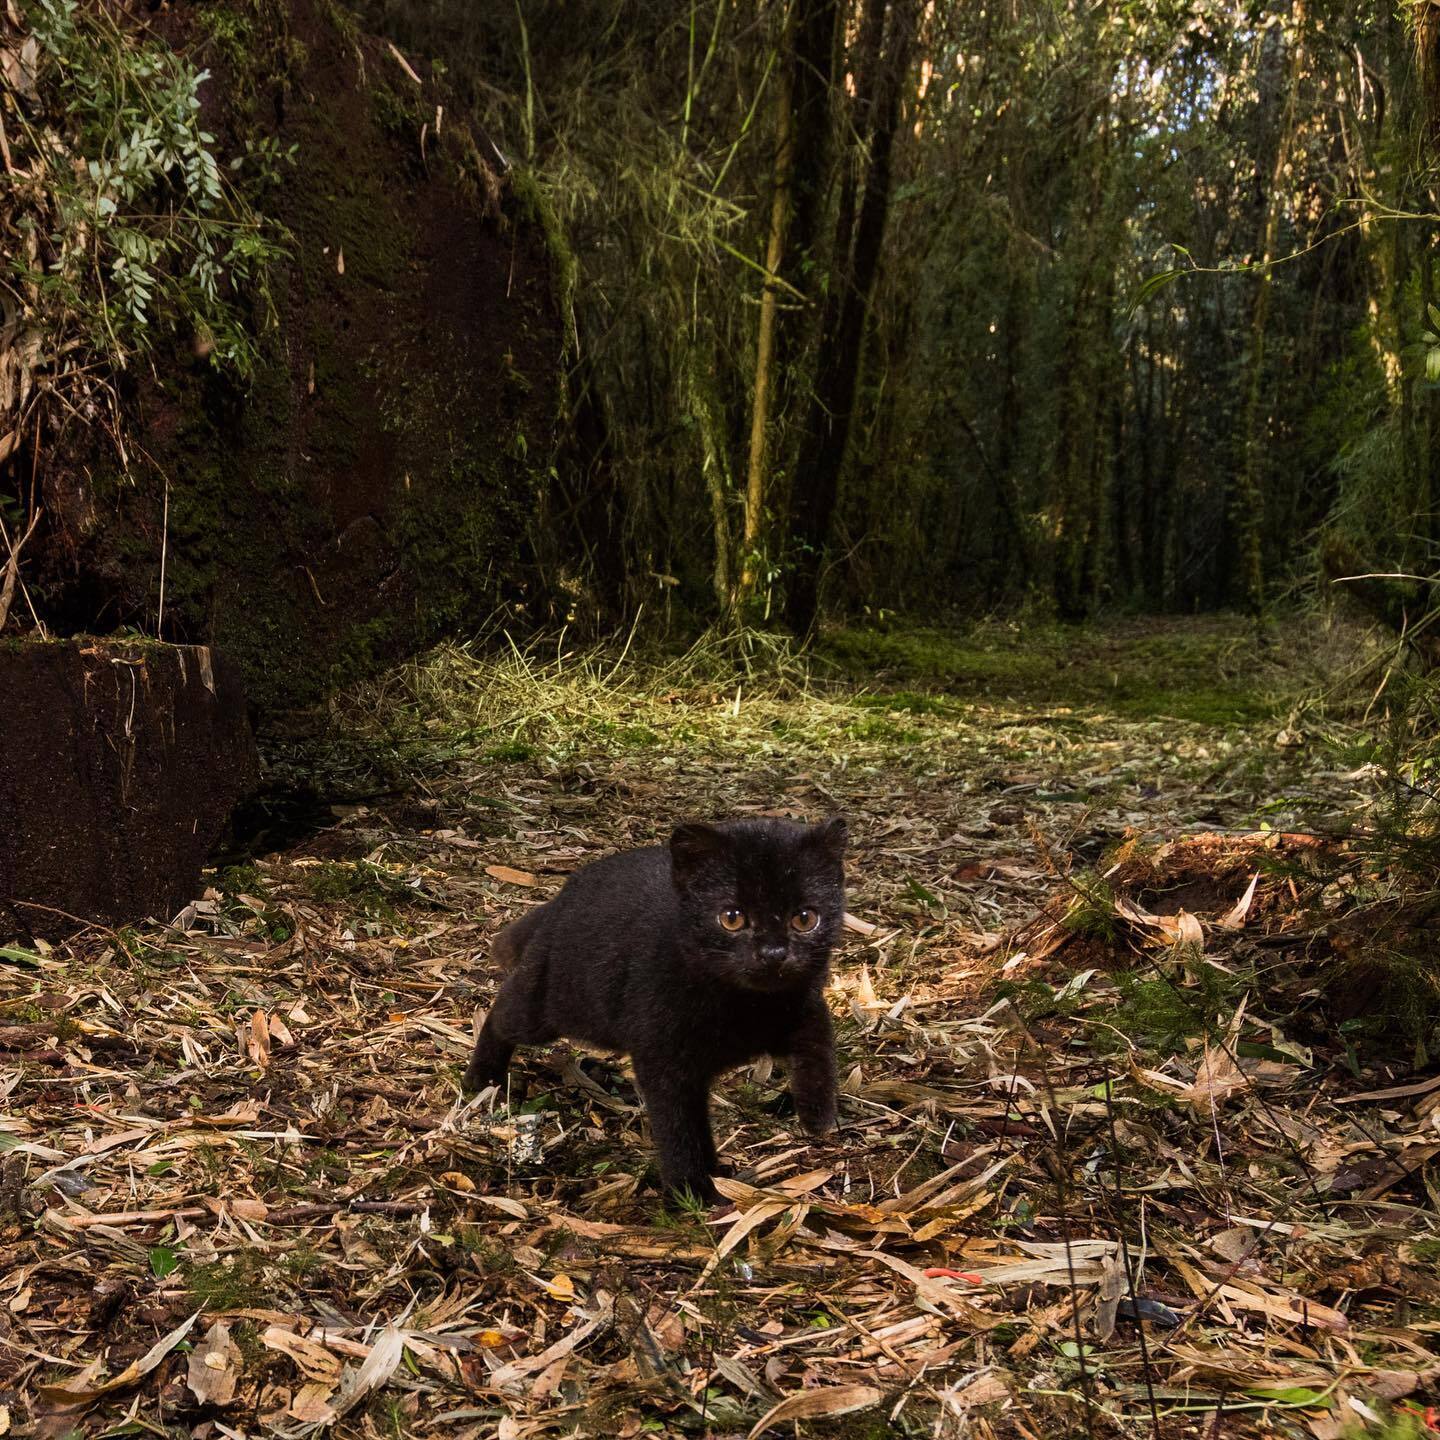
[5,0,1440,645]
[356,0,1440,629]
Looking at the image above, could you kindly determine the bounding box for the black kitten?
[461,816,847,1202]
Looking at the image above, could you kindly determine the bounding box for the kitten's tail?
[490,905,544,970]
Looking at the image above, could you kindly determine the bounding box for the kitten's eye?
[718,909,747,932]
[790,909,820,933]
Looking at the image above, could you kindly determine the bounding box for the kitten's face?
[669,817,847,993]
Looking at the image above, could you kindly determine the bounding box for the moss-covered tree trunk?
[737,19,795,612]
[735,0,839,617]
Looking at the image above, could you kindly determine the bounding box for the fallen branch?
[0,504,42,632]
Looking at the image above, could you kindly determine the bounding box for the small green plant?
[184,1253,271,1309]
[1092,961,1250,1056]
[455,1227,520,1276]
[302,860,411,919]
[217,863,267,898]
[483,738,537,763]
[234,134,299,192]
[1061,876,1121,944]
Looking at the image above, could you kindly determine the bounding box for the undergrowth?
[1316,668,1440,1060]
[322,616,1335,788]
[303,615,1440,1064]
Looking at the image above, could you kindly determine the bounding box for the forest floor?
[3,614,1439,1440]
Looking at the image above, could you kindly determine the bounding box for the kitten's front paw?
[462,1063,518,1099]
[796,1097,838,1137]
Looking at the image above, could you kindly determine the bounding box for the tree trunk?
[774,0,841,435]
[784,0,918,634]
[737,19,796,611]
[684,342,737,611]
[1233,0,1305,612]
[737,0,841,616]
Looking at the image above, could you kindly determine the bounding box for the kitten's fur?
[462,817,847,1201]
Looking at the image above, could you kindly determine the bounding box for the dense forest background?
[354,0,1440,632]
[5,0,1440,643]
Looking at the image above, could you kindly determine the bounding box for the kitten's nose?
[757,942,787,967]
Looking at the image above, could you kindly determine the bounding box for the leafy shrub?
[3,0,289,435]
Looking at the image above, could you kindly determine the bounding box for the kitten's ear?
[805,816,848,863]
[670,823,729,880]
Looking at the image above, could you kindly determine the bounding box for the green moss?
[843,714,923,745]
[509,167,578,359]
[1061,878,1121,943]
[455,1227,519,1276]
[185,1245,321,1310]
[1089,962,1250,1056]
[230,1321,268,1368]
[852,690,960,716]
[483,739,536,763]
[316,0,362,45]
[53,0,561,719]
[185,1253,272,1309]
[217,863,267,898]
[995,974,1085,1025]
[302,860,409,918]
[371,82,425,143]
[195,5,257,74]
[817,619,1278,726]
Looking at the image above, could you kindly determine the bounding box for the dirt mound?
[0,637,257,939]
[21,0,561,715]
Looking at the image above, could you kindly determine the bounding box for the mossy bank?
[28,0,562,716]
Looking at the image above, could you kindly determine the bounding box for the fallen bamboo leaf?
[715,1198,789,1259]
[1215,1282,1350,1332]
[475,1193,529,1218]
[1185,1044,1245,1111]
[747,1384,883,1439]
[1215,872,1260,929]
[262,1325,343,1382]
[486,864,538,886]
[863,1251,1005,1321]
[187,1321,241,1407]
[1339,1074,1440,1105]
[490,1294,614,1389]
[329,1324,406,1418]
[242,1008,271,1069]
[288,1381,338,1424]
[39,1311,200,1402]
[387,40,423,85]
